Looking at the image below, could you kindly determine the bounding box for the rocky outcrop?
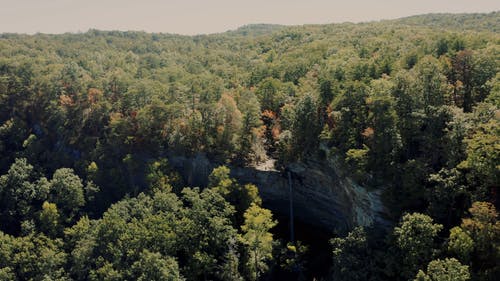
[168,152,391,234]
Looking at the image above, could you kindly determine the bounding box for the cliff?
[168,151,391,234]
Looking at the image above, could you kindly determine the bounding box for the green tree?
[49,168,85,221]
[458,202,500,279]
[392,71,423,160]
[414,258,470,281]
[131,250,184,281]
[485,73,500,107]
[0,232,68,280]
[213,94,243,157]
[256,78,285,113]
[89,262,123,281]
[240,203,277,281]
[447,226,474,263]
[435,37,449,57]
[38,201,60,237]
[345,145,370,181]
[413,55,450,109]
[237,90,263,162]
[449,50,496,112]
[451,50,475,111]
[330,226,373,281]
[427,168,469,227]
[459,120,500,200]
[145,159,182,192]
[291,93,321,157]
[0,158,49,233]
[209,166,234,190]
[278,241,308,278]
[330,82,369,153]
[209,166,262,218]
[366,78,401,177]
[0,267,14,281]
[217,238,244,281]
[393,213,443,280]
[178,188,239,280]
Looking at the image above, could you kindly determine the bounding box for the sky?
[0,0,499,35]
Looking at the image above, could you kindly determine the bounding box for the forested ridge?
[0,12,499,280]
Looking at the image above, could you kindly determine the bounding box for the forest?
[0,12,499,281]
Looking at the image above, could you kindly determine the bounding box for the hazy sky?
[1,0,499,35]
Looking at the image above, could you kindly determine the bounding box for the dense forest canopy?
[0,12,499,281]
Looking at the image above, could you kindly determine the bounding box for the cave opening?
[269,212,333,280]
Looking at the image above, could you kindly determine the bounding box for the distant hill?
[394,12,500,32]
[225,24,286,36]
[223,12,500,37]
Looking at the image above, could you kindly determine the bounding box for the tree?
[135,100,178,151]
[459,120,500,200]
[447,226,474,263]
[89,262,123,281]
[209,166,234,190]
[237,90,263,163]
[427,168,469,227]
[330,82,369,153]
[485,73,500,107]
[0,267,14,281]
[131,250,184,281]
[388,159,429,214]
[414,258,470,281]
[392,71,423,160]
[38,201,60,237]
[240,203,277,281]
[393,213,443,280]
[459,201,500,279]
[0,158,48,234]
[411,57,453,168]
[291,93,321,157]
[217,238,244,281]
[470,50,497,105]
[178,188,239,280]
[49,168,85,220]
[0,158,36,218]
[449,50,495,112]
[213,94,243,157]
[451,50,475,111]
[330,227,373,281]
[366,78,401,177]
[435,37,449,57]
[345,145,369,179]
[0,232,68,280]
[209,166,262,219]
[145,159,182,193]
[413,56,450,109]
[66,188,240,281]
[278,241,308,279]
[255,78,285,113]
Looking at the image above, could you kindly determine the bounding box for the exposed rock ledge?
[167,152,391,234]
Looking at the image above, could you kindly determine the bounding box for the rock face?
[168,152,391,234]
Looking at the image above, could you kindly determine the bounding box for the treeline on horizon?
[0,12,499,281]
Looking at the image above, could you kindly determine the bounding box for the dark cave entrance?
[268,211,333,280]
